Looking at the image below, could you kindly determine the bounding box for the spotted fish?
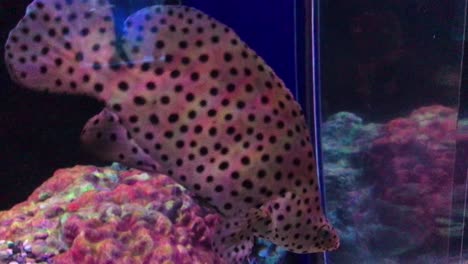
[4,0,340,262]
[80,108,161,172]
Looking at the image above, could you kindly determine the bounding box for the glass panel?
[451,21,468,262]
[318,0,466,263]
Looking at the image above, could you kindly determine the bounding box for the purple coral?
[0,164,225,264]
[367,105,457,256]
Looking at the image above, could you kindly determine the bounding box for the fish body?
[5,0,339,262]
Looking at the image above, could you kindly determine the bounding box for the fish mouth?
[330,235,340,251]
[318,224,340,251]
[328,239,340,251]
[319,238,340,252]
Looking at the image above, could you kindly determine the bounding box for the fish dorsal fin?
[81,108,160,172]
[5,0,119,100]
[211,208,268,264]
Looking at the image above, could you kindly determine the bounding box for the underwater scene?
[0,0,466,264]
[320,0,467,263]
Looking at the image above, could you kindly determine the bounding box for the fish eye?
[318,225,331,238]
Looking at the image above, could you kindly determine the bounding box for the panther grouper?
[4,0,340,262]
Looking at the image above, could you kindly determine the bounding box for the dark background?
[320,0,466,120]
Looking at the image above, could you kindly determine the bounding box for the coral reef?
[321,112,382,202]
[323,106,465,263]
[367,105,458,258]
[321,112,382,262]
[0,164,224,264]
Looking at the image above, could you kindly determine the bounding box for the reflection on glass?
[319,0,466,262]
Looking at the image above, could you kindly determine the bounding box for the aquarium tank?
[0,0,466,264]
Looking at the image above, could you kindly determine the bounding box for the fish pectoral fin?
[212,208,266,264]
[80,108,160,172]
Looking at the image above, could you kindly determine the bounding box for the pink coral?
[368,105,457,253]
[0,165,224,264]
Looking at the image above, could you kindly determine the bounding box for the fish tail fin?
[4,0,120,101]
[212,208,270,263]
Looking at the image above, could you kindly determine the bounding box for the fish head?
[306,221,340,252]
[255,192,340,254]
[285,215,340,254]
